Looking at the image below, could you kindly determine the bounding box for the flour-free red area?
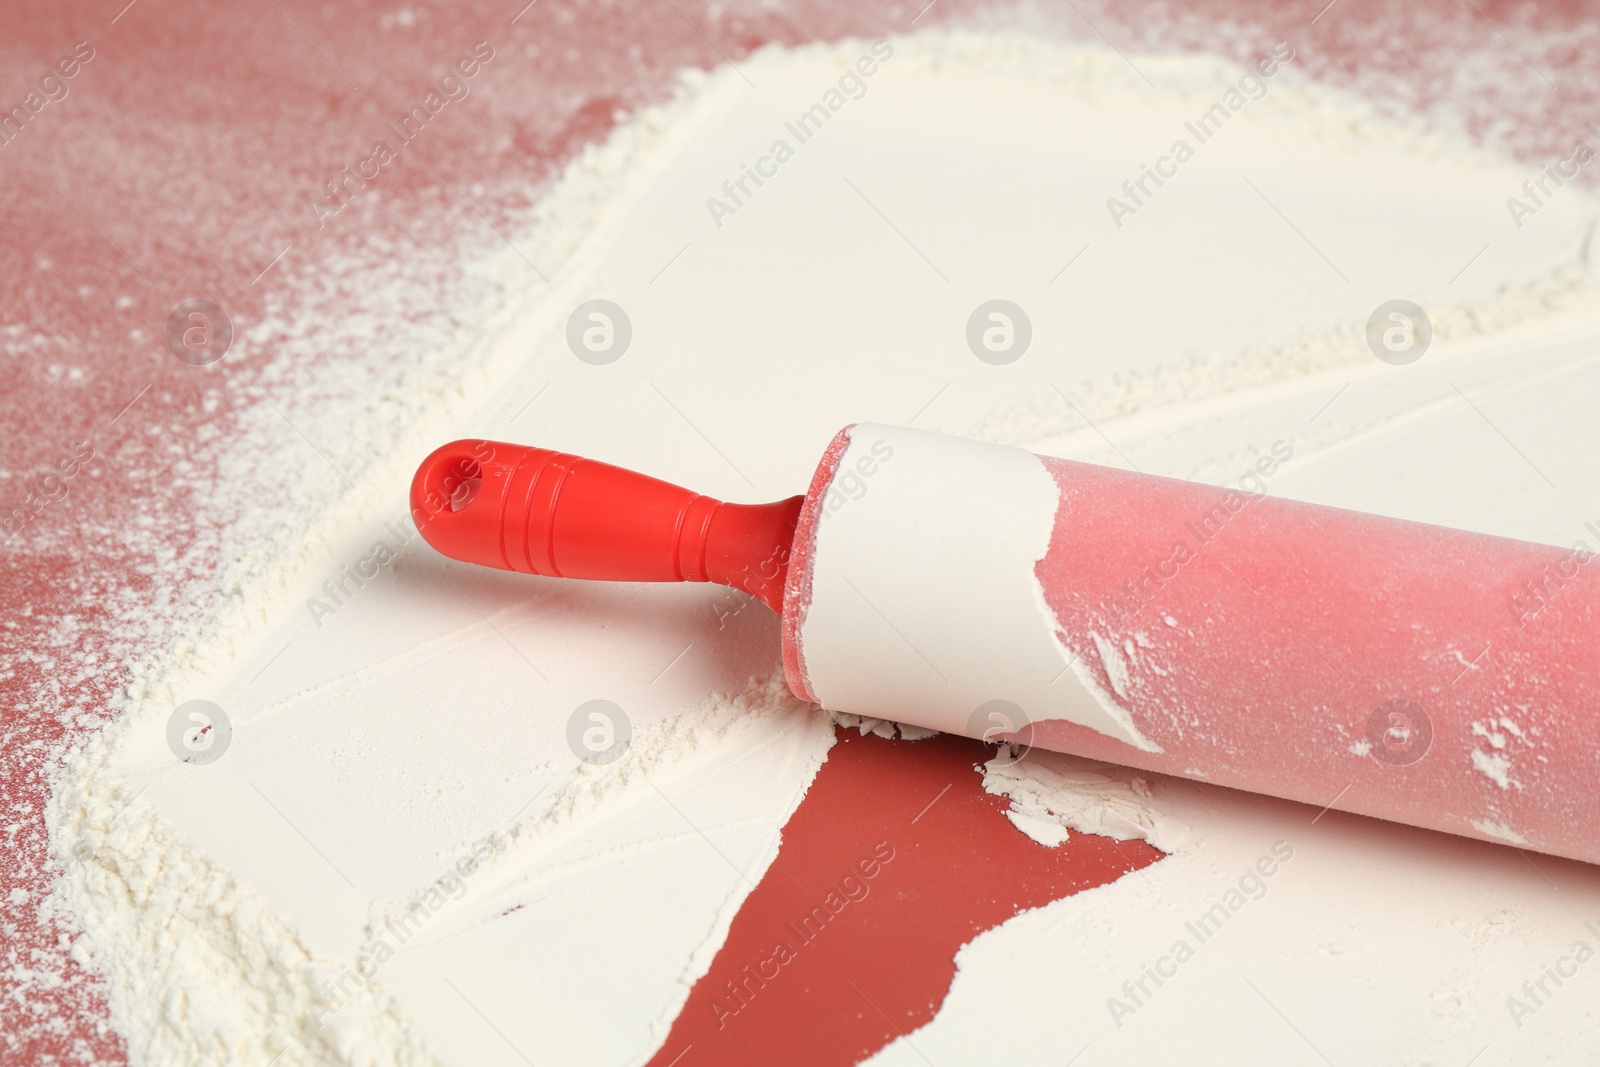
[646,728,1162,1066]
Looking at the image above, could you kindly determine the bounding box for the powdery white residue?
[1089,631,1132,699]
[1050,634,1165,754]
[1038,585,1164,754]
[1349,740,1373,757]
[828,711,938,742]
[58,673,810,1067]
[1471,749,1516,790]
[54,792,441,1067]
[982,750,1190,853]
[45,62,764,1067]
[1470,715,1532,790]
[1472,719,1509,749]
[1472,819,1531,845]
[1006,810,1069,848]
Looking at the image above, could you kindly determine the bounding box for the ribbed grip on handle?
[410,440,802,612]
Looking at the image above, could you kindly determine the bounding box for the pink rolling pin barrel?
[411,424,1600,865]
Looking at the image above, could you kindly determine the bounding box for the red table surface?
[2,1,1595,1062]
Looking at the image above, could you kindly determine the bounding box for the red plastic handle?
[410,440,802,612]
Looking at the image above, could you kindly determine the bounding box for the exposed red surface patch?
[646,728,1163,1067]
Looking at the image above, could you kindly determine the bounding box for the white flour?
[45,30,1600,1067]
[982,751,1192,853]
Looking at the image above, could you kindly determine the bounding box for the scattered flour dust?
[829,711,939,742]
[1088,631,1132,699]
[44,56,786,1067]
[1469,714,1534,790]
[40,27,1600,1067]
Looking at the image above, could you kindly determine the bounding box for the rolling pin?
[410,424,1599,865]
